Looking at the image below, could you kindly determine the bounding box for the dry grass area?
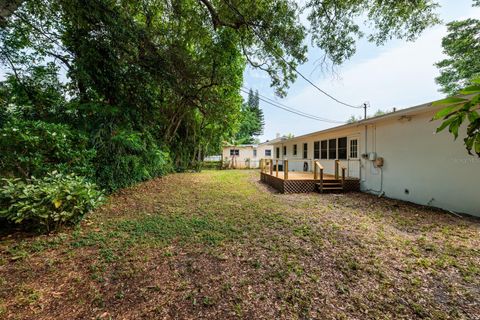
[1,170,479,319]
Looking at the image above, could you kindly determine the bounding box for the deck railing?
[335,160,347,187]
[261,158,349,185]
[261,158,324,182]
[314,161,324,190]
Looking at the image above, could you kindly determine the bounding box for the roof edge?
[274,98,446,144]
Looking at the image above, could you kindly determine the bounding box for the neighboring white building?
[270,101,480,217]
[222,144,259,169]
[222,136,285,169]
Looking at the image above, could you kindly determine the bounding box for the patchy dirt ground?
[1,170,479,319]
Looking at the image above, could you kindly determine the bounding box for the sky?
[244,0,480,141]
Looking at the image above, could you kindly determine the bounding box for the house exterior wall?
[270,109,480,216]
[222,143,274,169]
[362,111,480,216]
[257,144,273,160]
[271,127,362,178]
[222,146,254,168]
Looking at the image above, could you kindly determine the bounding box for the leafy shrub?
[0,171,104,232]
[0,119,96,179]
[94,129,173,191]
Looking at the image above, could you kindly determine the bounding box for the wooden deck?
[264,171,337,181]
[260,171,360,194]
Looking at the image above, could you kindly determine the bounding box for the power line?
[222,1,364,109]
[252,30,364,109]
[242,86,344,123]
[240,87,345,124]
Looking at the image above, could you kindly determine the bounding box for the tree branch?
[197,0,242,29]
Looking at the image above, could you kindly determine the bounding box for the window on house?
[276,147,280,158]
[293,144,297,156]
[253,149,257,157]
[321,140,328,159]
[265,149,271,157]
[338,137,347,160]
[350,139,358,159]
[230,149,239,156]
[313,141,320,159]
[303,143,308,159]
[283,146,287,156]
[328,139,336,159]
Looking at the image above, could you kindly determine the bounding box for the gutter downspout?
[363,124,368,182]
[363,102,368,182]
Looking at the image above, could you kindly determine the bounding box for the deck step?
[315,182,344,194]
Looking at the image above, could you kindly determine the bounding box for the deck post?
[335,160,339,179]
[275,160,279,177]
[284,160,288,180]
[319,168,324,192]
[314,161,318,180]
[270,160,273,175]
[342,167,346,187]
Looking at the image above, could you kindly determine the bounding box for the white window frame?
[349,138,359,159]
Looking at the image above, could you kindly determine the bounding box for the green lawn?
[1,170,479,319]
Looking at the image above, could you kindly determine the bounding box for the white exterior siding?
[270,106,480,217]
[363,112,480,216]
[272,127,363,177]
[257,144,273,159]
[222,144,273,168]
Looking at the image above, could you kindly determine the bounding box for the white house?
[268,101,480,217]
[222,136,285,169]
[222,144,260,168]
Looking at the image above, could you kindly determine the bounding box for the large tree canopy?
[433,1,480,157]
[435,18,480,95]
[1,0,440,95]
[0,0,441,190]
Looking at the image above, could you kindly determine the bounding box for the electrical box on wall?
[375,157,384,167]
[368,152,377,161]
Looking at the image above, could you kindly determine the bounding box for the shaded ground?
[0,170,479,319]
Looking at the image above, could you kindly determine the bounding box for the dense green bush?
[0,120,96,179]
[94,129,173,191]
[0,171,104,232]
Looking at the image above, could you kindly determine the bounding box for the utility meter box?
[368,152,377,161]
[375,157,384,167]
